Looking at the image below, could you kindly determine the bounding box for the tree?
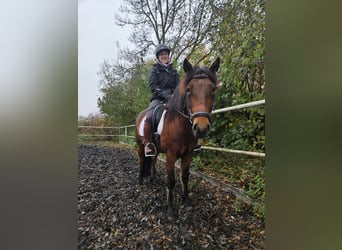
[209,0,266,151]
[98,0,223,123]
[97,60,153,125]
[114,0,222,65]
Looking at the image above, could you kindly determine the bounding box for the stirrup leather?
[144,142,157,157]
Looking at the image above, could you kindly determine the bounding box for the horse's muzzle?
[192,121,211,138]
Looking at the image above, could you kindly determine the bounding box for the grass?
[192,150,265,218]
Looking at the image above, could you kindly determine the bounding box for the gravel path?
[78,144,265,249]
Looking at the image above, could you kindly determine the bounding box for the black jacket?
[148,62,179,101]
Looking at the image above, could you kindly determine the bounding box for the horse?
[135,57,220,219]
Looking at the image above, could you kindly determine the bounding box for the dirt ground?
[78,144,265,249]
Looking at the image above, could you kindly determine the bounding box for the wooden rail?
[78,99,265,157]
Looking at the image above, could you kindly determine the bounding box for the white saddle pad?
[138,110,167,136]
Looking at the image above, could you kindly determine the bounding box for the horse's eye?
[185,87,190,93]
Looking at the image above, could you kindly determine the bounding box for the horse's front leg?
[165,153,177,219]
[180,151,193,206]
[149,156,157,184]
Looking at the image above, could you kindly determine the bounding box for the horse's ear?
[210,57,220,73]
[183,58,193,73]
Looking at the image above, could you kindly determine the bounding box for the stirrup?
[144,142,157,157]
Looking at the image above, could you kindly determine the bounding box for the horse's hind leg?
[180,152,193,206]
[165,153,177,219]
[137,143,145,185]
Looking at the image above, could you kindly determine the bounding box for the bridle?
[176,71,215,124]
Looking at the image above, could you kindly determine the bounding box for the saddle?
[142,103,165,157]
[151,103,166,134]
[138,103,166,146]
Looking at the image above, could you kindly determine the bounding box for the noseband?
[177,71,215,124]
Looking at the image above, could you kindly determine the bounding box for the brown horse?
[135,58,220,219]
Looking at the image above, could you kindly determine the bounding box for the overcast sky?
[78,0,131,117]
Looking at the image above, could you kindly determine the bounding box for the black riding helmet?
[155,44,171,58]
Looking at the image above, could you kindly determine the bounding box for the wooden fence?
[78,99,265,157]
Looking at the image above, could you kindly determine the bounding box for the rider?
[143,44,179,156]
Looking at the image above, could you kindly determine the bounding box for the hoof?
[149,176,155,185]
[183,197,192,206]
[167,207,176,221]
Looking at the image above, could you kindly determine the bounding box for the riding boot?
[143,122,156,157]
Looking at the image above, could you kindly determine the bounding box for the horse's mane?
[167,66,218,119]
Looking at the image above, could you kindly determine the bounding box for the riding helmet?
[155,44,171,58]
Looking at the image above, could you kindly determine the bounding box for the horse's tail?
[141,155,151,177]
[136,109,153,183]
